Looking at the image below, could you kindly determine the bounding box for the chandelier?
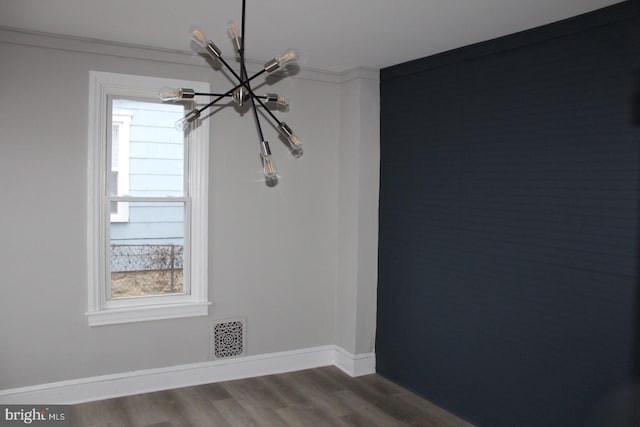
[158,0,303,181]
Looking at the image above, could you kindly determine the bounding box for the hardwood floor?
[71,366,474,427]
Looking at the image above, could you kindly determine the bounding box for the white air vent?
[210,318,246,360]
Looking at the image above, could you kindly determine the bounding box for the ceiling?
[0,0,624,73]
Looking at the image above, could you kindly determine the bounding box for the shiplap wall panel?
[377,2,640,427]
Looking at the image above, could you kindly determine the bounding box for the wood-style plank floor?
[71,366,474,427]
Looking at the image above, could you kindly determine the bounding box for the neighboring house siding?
[110,99,185,249]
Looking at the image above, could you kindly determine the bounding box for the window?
[87,71,210,326]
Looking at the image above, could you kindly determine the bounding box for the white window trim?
[87,71,210,326]
[110,110,132,223]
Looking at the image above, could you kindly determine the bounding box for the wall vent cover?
[210,318,246,360]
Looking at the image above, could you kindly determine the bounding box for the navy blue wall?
[377,2,640,426]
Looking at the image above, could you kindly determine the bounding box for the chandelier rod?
[239,0,266,143]
[241,0,247,54]
[193,92,279,101]
[250,87,265,141]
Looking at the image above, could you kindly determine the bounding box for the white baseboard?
[334,347,376,377]
[0,346,375,405]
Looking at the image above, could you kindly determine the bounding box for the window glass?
[110,201,186,298]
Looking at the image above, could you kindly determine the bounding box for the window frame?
[87,71,210,326]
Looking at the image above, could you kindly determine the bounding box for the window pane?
[109,201,186,298]
[111,99,185,198]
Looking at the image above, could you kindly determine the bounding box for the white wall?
[0,28,378,390]
[336,70,380,355]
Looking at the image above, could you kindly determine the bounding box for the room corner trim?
[333,347,376,377]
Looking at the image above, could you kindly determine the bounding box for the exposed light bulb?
[189,26,208,48]
[264,48,299,72]
[159,87,180,101]
[175,118,188,131]
[262,155,277,178]
[259,141,278,178]
[159,87,195,101]
[189,25,222,58]
[276,49,298,67]
[279,122,303,150]
[175,109,201,131]
[227,20,242,51]
[290,146,303,158]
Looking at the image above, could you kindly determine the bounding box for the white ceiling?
[0,0,624,72]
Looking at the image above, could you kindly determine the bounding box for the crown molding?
[0,26,376,84]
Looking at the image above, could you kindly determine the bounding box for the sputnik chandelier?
[158,0,303,180]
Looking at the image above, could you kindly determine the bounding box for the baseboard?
[0,346,375,404]
[334,347,376,377]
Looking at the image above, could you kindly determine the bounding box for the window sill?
[87,301,211,326]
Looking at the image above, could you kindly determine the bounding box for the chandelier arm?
[239,53,286,134]
[242,68,267,85]
[194,69,267,116]
[195,91,233,115]
[238,45,283,129]
[251,93,284,126]
[196,92,234,97]
[250,93,265,141]
[194,91,273,100]
[243,62,265,142]
[239,30,249,90]
[238,42,247,88]
[237,31,266,142]
[216,56,245,84]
